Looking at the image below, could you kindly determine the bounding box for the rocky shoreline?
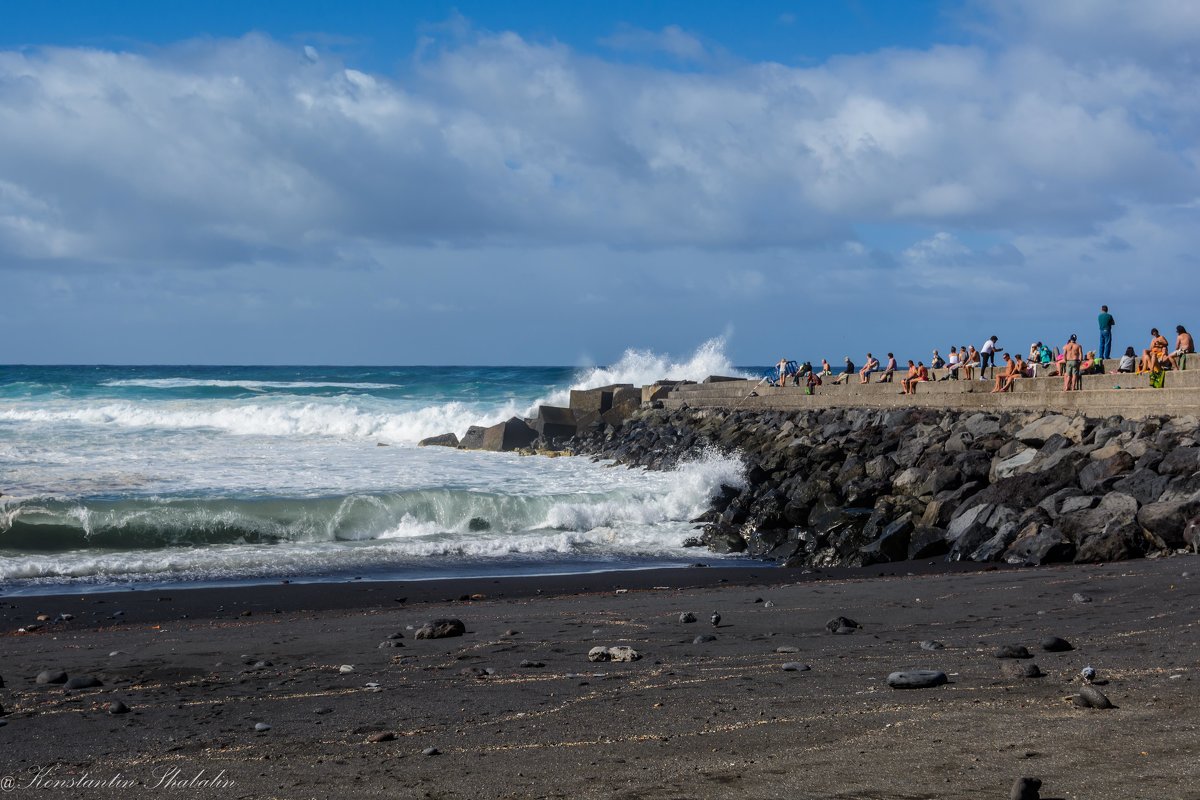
[423,388,1200,569]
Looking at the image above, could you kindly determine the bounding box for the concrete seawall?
[663,364,1200,418]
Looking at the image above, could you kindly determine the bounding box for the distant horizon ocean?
[0,341,763,596]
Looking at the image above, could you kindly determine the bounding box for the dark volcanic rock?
[994,645,1032,659]
[1074,685,1114,709]
[64,675,103,690]
[418,432,460,448]
[1078,451,1135,493]
[35,670,68,685]
[887,670,947,689]
[825,616,860,634]
[414,619,466,639]
[1010,777,1042,800]
[908,526,950,559]
[1040,636,1073,652]
[1000,661,1043,678]
[459,426,487,450]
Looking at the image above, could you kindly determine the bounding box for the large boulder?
[1137,495,1200,549]
[1075,517,1146,563]
[459,426,487,450]
[1003,525,1075,565]
[1015,415,1082,446]
[1078,451,1135,493]
[481,418,539,452]
[1158,446,1200,477]
[418,432,460,448]
[860,514,914,565]
[1112,469,1169,506]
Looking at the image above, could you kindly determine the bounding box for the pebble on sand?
[414,619,466,640]
[367,732,396,743]
[887,670,948,689]
[775,646,799,653]
[781,663,810,672]
[35,670,68,685]
[254,722,272,732]
[1000,662,1044,679]
[107,701,130,715]
[1072,593,1093,603]
[994,645,1033,659]
[1010,776,1042,800]
[920,641,945,651]
[338,665,355,674]
[1074,685,1114,709]
[826,616,860,634]
[678,612,697,624]
[588,646,641,663]
[1040,636,1073,652]
[422,747,440,756]
[692,635,716,644]
[64,675,103,690]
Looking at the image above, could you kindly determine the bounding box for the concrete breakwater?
[421,381,1200,568]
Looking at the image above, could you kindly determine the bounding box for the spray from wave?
[0,339,746,445]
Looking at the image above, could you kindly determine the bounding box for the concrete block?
[532,405,577,440]
[480,418,538,452]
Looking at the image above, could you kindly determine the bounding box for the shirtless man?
[859,353,879,384]
[899,360,918,395]
[1170,325,1195,371]
[991,353,1020,393]
[1062,334,1084,391]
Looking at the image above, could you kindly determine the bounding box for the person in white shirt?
[979,336,1002,379]
[944,347,961,380]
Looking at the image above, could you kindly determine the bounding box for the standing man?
[1063,334,1084,391]
[979,336,1002,379]
[1098,305,1115,361]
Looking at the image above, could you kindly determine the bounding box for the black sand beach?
[2,557,1197,799]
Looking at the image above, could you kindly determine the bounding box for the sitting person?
[832,356,855,384]
[930,349,945,374]
[991,353,1022,393]
[943,346,960,380]
[961,346,976,381]
[805,369,822,395]
[1115,347,1136,373]
[819,358,833,377]
[858,352,879,384]
[1138,348,1156,374]
[879,353,898,383]
[899,360,919,394]
[791,361,812,385]
[1082,351,1105,375]
[1170,325,1195,371]
[1150,328,1170,368]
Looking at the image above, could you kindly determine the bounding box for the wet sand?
[1,558,1197,799]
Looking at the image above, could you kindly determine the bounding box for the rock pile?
[570,405,1200,568]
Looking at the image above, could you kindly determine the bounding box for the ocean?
[0,341,756,595]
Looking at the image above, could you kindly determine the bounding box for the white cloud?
[0,6,1193,306]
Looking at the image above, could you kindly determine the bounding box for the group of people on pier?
[773,306,1195,395]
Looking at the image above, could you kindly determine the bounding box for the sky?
[1,0,1198,365]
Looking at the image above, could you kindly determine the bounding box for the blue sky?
[1,1,1198,365]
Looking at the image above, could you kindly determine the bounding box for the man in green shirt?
[1098,305,1115,360]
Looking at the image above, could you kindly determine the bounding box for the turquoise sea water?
[0,343,756,594]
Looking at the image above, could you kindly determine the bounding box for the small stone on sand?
[781,663,810,672]
[887,670,948,689]
[254,722,272,732]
